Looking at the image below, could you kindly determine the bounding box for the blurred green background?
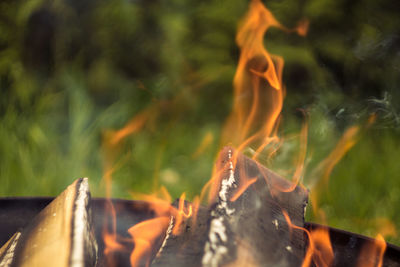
[1,0,400,244]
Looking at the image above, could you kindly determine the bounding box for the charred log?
[152,147,309,267]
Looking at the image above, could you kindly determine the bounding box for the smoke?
[367,92,400,129]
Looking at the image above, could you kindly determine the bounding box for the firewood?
[2,199,400,266]
[151,201,210,267]
[152,147,309,267]
[0,178,97,267]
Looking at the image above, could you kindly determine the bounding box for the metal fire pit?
[1,197,400,266]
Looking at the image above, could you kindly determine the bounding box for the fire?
[128,217,171,267]
[206,0,309,206]
[357,234,387,267]
[130,189,194,236]
[99,0,391,266]
[221,0,307,153]
[308,228,334,267]
[172,192,193,235]
[103,200,133,266]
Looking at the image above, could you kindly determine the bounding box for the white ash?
[272,219,279,230]
[216,158,236,216]
[154,216,174,260]
[202,150,237,267]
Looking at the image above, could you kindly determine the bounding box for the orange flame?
[98,1,391,267]
[215,0,309,204]
[128,216,171,267]
[357,234,387,267]
[102,200,133,266]
[172,193,193,235]
[109,106,155,146]
[230,177,257,202]
[125,190,194,264]
[281,210,314,267]
[371,218,397,238]
[221,0,307,151]
[308,125,361,223]
[100,105,158,266]
[301,125,361,267]
[318,125,360,186]
[131,188,173,218]
[309,228,334,267]
[282,210,333,267]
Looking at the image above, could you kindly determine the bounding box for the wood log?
[0,178,97,267]
[152,147,309,267]
[2,199,400,266]
[150,201,209,267]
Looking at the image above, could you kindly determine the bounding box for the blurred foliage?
[1,0,400,244]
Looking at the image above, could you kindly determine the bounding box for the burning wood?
[152,147,308,267]
[0,178,97,267]
[1,183,400,266]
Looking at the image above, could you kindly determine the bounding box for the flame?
[309,124,361,224]
[109,106,155,146]
[357,234,387,267]
[371,218,397,238]
[100,105,159,266]
[97,1,392,267]
[102,200,133,266]
[125,190,194,263]
[212,0,309,205]
[316,125,360,187]
[282,210,333,267]
[100,0,310,262]
[281,210,314,267]
[221,0,307,150]
[300,125,360,267]
[131,188,173,218]
[128,216,171,267]
[172,192,193,235]
[308,228,334,267]
[230,177,257,202]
